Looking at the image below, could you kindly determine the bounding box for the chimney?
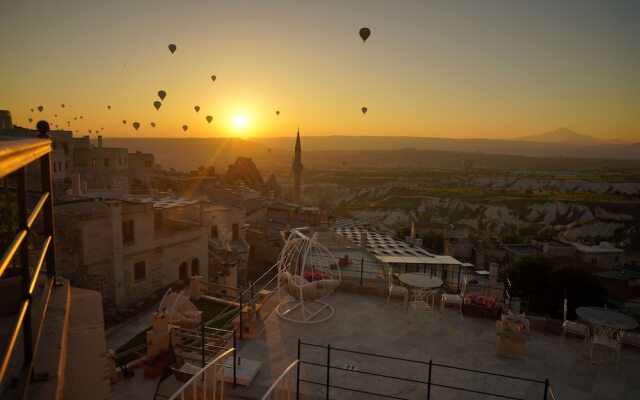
[360,230,368,252]
[98,135,103,148]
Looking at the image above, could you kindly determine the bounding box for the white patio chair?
[441,276,467,314]
[385,265,408,306]
[409,289,435,322]
[590,324,620,368]
[561,299,590,344]
[618,331,640,349]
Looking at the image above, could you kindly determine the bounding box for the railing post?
[233,330,237,388]
[239,296,243,340]
[201,323,205,369]
[326,344,331,400]
[427,359,432,400]
[543,378,549,400]
[250,281,254,300]
[296,339,301,400]
[17,167,34,366]
[37,121,57,283]
[360,259,364,286]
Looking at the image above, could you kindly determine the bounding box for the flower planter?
[463,303,499,318]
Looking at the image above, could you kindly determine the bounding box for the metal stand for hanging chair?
[276,229,341,324]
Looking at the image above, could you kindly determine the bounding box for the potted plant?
[463,295,499,318]
[143,351,167,379]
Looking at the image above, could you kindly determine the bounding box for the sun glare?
[233,114,248,130]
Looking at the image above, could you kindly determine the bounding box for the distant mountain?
[519,127,601,143]
[251,135,640,160]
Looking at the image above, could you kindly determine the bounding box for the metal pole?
[326,344,331,400]
[17,168,34,366]
[201,323,205,369]
[37,122,57,283]
[239,296,243,340]
[427,359,432,400]
[233,330,237,388]
[296,339,301,400]
[543,378,549,400]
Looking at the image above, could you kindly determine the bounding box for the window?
[91,158,97,167]
[134,261,146,282]
[58,161,62,171]
[145,161,152,167]
[118,158,122,166]
[211,225,218,238]
[122,220,135,243]
[232,223,239,241]
[53,162,57,173]
[104,158,109,167]
[62,143,68,155]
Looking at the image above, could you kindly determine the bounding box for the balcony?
[0,127,57,397]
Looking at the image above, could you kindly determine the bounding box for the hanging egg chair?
[276,229,341,323]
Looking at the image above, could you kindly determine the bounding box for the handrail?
[26,192,49,228]
[28,236,51,293]
[260,359,299,400]
[0,230,27,278]
[0,302,29,385]
[167,347,235,400]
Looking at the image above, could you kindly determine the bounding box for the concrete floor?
[110,290,640,400]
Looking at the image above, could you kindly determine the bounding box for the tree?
[506,255,605,318]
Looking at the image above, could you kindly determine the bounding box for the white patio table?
[398,273,443,291]
[575,307,638,330]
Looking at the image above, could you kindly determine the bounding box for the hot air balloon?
[54,125,58,129]
[54,114,58,117]
[154,101,162,110]
[267,148,272,154]
[101,127,104,131]
[88,129,92,133]
[182,125,188,132]
[206,115,213,124]
[107,105,111,110]
[151,122,156,128]
[38,105,44,112]
[359,27,371,42]
[122,120,127,125]
[30,108,34,112]
[133,122,140,130]
[61,104,65,108]
[79,116,83,120]
[28,118,33,123]
[158,90,166,101]
[168,44,177,54]
[276,110,280,116]
[194,105,200,112]
[74,117,77,120]
[361,107,368,114]
[211,75,216,82]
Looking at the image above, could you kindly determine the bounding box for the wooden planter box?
[463,303,499,319]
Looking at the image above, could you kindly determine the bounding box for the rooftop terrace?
[112,289,640,400]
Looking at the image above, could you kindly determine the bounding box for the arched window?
[179,261,188,281]
[191,258,200,276]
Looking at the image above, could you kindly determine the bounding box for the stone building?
[54,197,208,312]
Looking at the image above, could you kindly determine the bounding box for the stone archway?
[179,261,188,283]
[191,258,200,276]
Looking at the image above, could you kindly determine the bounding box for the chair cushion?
[563,320,588,334]
[442,294,462,304]
[390,285,408,294]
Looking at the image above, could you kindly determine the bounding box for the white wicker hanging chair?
[276,229,341,323]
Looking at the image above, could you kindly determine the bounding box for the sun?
[232,114,248,130]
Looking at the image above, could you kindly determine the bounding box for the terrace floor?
[110,289,640,400]
[238,290,640,400]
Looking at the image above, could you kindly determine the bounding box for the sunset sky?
[1,0,638,140]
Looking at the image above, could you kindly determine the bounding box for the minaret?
[292,128,303,204]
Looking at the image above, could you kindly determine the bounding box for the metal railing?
[202,263,279,339]
[166,347,235,400]
[260,359,299,400]
[0,122,57,399]
[281,340,557,400]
